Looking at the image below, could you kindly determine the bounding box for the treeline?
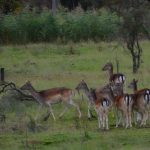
[0,0,104,14]
[1,0,149,14]
[0,10,120,44]
[0,0,149,44]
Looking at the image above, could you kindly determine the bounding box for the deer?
[91,87,112,130]
[100,82,134,128]
[102,62,125,84]
[114,93,134,128]
[21,81,82,121]
[90,80,134,128]
[75,80,96,119]
[75,80,125,130]
[128,79,150,126]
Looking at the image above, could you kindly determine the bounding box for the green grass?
[0,41,150,149]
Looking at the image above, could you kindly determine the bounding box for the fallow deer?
[91,81,133,128]
[21,81,82,121]
[76,80,134,129]
[95,82,133,128]
[75,80,114,130]
[128,79,150,126]
[114,93,134,128]
[102,62,125,84]
[75,80,96,119]
[90,87,111,130]
[99,82,133,128]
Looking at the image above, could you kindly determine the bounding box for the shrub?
[0,9,120,44]
[59,10,120,42]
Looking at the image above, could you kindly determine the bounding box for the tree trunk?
[131,48,141,73]
[132,55,137,73]
[52,0,57,15]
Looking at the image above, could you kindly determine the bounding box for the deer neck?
[103,86,116,104]
[108,87,115,101]
[133,83,137,93]
[108,68,113,78]
[82,87,94,103]
[29,87,44,105]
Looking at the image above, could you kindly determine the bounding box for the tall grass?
[0,9,120,44]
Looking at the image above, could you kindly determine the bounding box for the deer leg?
[143,111,148,126]
[115,109,120,128]
[98,112,102,129]
[48,104,56,121]
[35,105,43,121]
[133,111,137,125]
[137,112,142,123]
[88,103,92,119]
[102,112,105,129]
[140,112,145,127]
[103,113,106,130]
[59,105,70,118]
[119,111,125,127]
[106,111,109,130]
[116,110,124,127]
[129,110,132,128]
[69,99,82,118]
[124,112,129,128]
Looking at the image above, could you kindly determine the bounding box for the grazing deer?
[102,62,125,84]
[128,79,150,126]
[21,81,82,121]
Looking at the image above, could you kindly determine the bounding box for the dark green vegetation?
[0,9,120,44]
[0,41,150,149]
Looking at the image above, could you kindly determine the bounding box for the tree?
[0,0,21,14]
[60,0,103,10]
[52,0,57,15]
[105,0,150,73]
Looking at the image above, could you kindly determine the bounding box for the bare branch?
[0,82,35,102]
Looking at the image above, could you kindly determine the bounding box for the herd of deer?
[19,62,150,130]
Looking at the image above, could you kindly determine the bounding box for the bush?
[0,11,58,44]
[59,10,120,42]
[0,9,120,44]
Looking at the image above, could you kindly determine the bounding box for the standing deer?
[90,87,112,130]
[114,93,134,128]
[76,80,120,130]
[21,81,82,121]
[76,80,134,129]
[101,82,133,128]
[75,80,96,119]
[102,62,125,84]
[128,79,150,126]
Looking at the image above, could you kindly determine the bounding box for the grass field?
[0,41,150,150]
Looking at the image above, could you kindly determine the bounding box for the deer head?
[75,80,89,92]
[102,62,113,71]
[20,81,35,91]
[128,79,138,90]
